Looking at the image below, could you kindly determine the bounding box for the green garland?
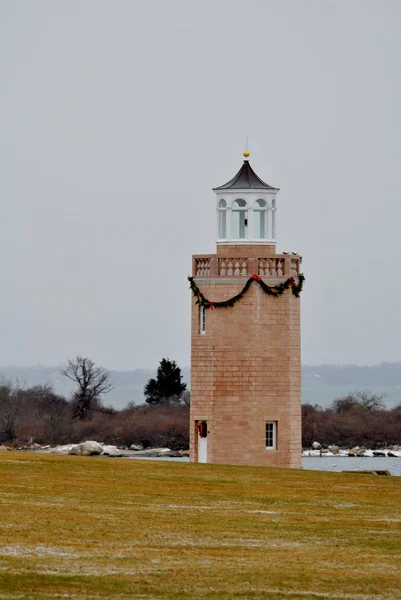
[188,273,305,309]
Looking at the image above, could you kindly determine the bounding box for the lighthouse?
[189,151,303,468]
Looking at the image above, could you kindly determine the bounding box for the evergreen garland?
[188,273,305,309]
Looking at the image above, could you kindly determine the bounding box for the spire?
[243,137,249,159]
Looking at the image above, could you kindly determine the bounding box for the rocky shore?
[302,441,401,458]
[2,439,401,459]
[0,441,189,458]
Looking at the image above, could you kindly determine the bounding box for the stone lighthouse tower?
[189,151,303,468]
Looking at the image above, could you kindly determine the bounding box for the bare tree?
[0,378,25,441]
[61,356,114,420]
[332,390,386,413]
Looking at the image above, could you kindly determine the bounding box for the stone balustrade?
[192,254,300,278]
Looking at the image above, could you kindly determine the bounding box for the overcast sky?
[1,0,400,370]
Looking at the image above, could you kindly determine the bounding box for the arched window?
[218,199,227,239]
[272,198,276,239]
[253,198,267,239]
[232,199,248,239]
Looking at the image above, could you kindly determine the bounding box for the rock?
[102,445,124,457]
[104,451,124,457]
[80,441,103,455]
[69,441,103,456]
[130,443,144,451]
[328,445,340,455]
[81,441,103,455]
[0,445,8,452]
[372,450,386,457]
[156,451,183,458]
[132,447,171,457]
[51,444,76,454]
[320,448,330,454]
[312,441,321,450]
[179,450,190,457]
[356,449,366,457]
[28,443,43,451]
[348,447,360,456]
[307,450,322,456]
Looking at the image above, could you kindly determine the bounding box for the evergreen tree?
[144,358,187,405]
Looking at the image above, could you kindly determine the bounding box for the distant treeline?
[1,380,400,450]
[303,362,401,386]
[0,380,189,450]
[302,391,401,448]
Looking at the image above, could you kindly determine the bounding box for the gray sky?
[1,0,400,370]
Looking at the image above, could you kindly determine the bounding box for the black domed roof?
[213,160,278,191]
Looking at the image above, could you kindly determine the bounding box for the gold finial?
[243,150,250,158]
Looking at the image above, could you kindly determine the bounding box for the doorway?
[197,421,208,463]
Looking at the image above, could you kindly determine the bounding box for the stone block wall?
[189,276,301,468]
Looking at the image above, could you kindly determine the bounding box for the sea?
[301,456,401,476]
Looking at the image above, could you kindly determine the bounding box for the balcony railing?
[192,255,300,278]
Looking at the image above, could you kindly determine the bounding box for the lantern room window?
[253,198,267,239]
[232,199,248,239]
[218,199,227,239]
[272,198,276,240]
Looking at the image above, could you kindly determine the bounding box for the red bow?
[289,277,296,287]
[252,274,262,282]
[208,301,215,311]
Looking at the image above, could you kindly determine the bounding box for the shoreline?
[302,448,401,458]
[2,442,401,459]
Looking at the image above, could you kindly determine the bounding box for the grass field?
[0,453,400,599]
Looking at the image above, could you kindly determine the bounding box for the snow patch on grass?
[0,545,81,558]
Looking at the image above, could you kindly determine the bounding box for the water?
[126,455,401,476]
[301,456,401,476]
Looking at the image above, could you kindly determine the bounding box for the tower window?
[232,198,248,239]
[254,199,267,239]
[271,199,276,240]
[200,305,206,334]
[218,199,227,239]
[266,421,277,449]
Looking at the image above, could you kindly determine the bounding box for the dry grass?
[0,452,400,599]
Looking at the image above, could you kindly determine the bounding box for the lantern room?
[213,152,279,245]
